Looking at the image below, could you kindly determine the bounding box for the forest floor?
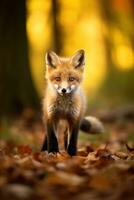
[0,108,134,200]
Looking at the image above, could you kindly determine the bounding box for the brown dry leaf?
[85,145,94,153]
[0,155,14,169]
[46,171,85,187]
[56,152,70,160]
[1,183,35,200]
[17,145,32,155]
[0,176,7,187]
[95,148,112,158]
[32,152,40,161]
[31,158,43,168]
[126,143,134,152]
[86,151,99,163]
[86,148,113,160]
[15,156,33,167]
[77,148,89,156]
[0,148,6,160]
[90,174,112,191]
[114,152,128,160]
[86,148,115,169]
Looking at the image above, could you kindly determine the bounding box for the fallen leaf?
[1,184,35,200]
[114,152,128,160]
[126,143,134,152]
[17,145,32,155]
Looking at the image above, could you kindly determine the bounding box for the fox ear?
[45,50,60,68]
[71,49,85,69]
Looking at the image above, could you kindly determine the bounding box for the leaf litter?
[0,117,134,200]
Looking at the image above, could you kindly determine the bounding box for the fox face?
[45,49,85,95]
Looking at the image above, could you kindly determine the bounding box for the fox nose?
[62,88,66,93]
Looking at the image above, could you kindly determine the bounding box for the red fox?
[42,50,104,156]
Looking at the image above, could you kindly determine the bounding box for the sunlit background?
[27,0,134,108]
[0,0,134,117]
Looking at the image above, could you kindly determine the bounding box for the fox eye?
[69,77,75,81]
[55,77,61,81]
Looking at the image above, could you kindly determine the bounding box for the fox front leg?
[41,135,48,151]
[67,123,79,156]
[45,120,59,153]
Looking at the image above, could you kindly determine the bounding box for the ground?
[0,108,134,200]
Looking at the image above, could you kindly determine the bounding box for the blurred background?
[0,0,134,147]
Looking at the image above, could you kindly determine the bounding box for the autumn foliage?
[0,132,134,200]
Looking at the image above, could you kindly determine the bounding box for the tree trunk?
[51,0,63,55]
[0,0,39,116]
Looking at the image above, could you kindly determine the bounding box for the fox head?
[45,49,85,95]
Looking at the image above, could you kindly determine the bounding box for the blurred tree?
[93,0,134,107]
[51,0,63,54]
[0,0,39,116]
